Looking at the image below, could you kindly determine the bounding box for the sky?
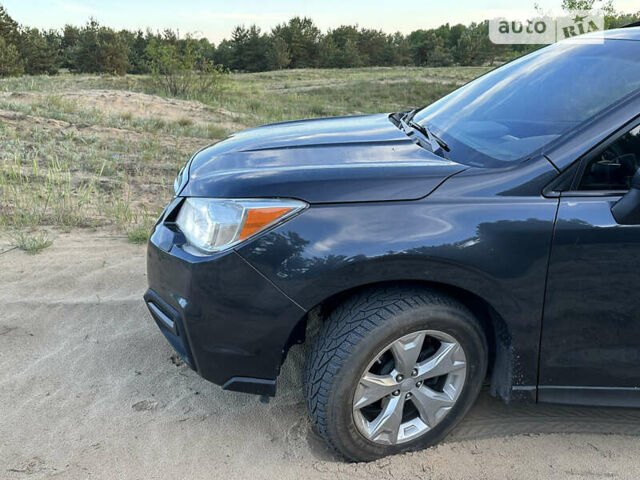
[2,0,638,43]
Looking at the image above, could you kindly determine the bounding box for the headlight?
[176,198,307,254]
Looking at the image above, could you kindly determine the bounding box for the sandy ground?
[1,90,247,132]
[2,232,640,479]
[0,106,209,154]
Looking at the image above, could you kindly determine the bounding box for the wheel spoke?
[367,395,405,444]
[390,331,426,374]
[352,329,468,446]
[416,342,465,380]
[411,386,455,427]
[353,372,398,409]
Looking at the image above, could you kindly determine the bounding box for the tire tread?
[303,285,477,457]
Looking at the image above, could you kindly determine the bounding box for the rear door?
[540,122,640,406]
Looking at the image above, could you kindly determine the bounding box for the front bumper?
[144,204,306,396]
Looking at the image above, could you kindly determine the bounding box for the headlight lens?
[176,198,307,254]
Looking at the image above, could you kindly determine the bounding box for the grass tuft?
[127,224,151,244]
[176,117,193,127]
[15,231,53,254]
[206,124,228,139]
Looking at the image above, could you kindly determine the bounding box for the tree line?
[0,3,638,77]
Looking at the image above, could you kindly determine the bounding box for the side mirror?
[611,168,640,225]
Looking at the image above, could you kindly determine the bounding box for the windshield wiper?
[409,120,450,153]
[403,107,421,123]
[399,114,450,159]
[400,108,450,154]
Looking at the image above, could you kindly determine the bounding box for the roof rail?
[622,21,640,28]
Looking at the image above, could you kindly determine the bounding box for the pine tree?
[72,19,129,75]
[0,5,19,45]
[19,28,60,75]
[0,36,23,76]
[243,26,270,72]
[271,17,320,68]
[268,36,291,70]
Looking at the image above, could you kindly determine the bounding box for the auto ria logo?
[489,11,604,44]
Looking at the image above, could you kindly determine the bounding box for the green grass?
[176,117,194,127]
[127,223,151,244]
[0,66,489,128]
[0,143,104,228]
[0,67,490,249]
[205,124,229,139]
[0,122,177,236]
[0,94,224,139]
[0,74,142,93]
[207,67,489,127]
[15,231,53,254]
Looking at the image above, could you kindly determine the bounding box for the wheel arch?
[283,279,516,403]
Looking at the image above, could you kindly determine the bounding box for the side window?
[579,125,640,191]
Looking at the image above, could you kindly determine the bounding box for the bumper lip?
[222,377,276,396]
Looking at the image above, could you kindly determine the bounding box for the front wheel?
[304,286,488,461]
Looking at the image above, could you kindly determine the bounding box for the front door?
[540,123,640,406]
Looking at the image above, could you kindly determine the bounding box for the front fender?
[236,196,558,392]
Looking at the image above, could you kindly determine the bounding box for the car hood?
[181,114,467,203]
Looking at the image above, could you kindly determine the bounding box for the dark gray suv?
[146,28,640,460]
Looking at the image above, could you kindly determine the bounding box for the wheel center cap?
[400,379,413,392]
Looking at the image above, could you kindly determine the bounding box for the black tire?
[304,285,488,461]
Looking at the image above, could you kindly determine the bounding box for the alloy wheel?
[352,330,467,445]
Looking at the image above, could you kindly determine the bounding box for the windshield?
[413,39,640,167]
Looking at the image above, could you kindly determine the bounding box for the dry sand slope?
[1,90,247,132]
[2,232,640,479]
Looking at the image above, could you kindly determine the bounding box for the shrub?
[146,37,227,98]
